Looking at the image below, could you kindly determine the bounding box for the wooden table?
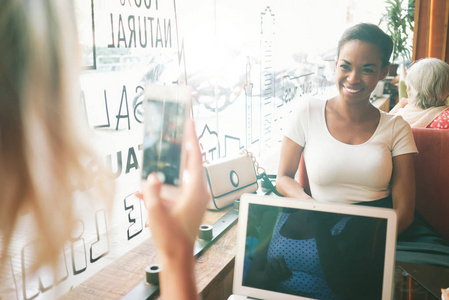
[62,208,238,300]
[372,94,391,112]
[395,261,449,299]
[62,200,444,300]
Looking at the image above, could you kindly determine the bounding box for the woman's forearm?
[394,204,415,234]
[159,252,199,300]
[276,175,313,200]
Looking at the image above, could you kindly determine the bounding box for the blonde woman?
[0,0,112,273]
[1,2,209,300]
[390,58,449,128]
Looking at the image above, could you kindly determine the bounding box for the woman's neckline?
[322,98,382,146]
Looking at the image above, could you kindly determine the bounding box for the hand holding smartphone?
[141,84,191,186]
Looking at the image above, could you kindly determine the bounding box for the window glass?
[2,1,385,298]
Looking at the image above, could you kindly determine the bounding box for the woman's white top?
[283,98,418,204]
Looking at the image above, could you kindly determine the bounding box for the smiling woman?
[276,23,418,235]
[335,40,389,108]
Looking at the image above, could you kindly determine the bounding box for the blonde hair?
[0,0,113,272]
[406,58,449,109]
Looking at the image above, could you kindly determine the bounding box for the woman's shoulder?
[380,110,409,127]
[305,97,327,106]
[377,111,414,139]
[292,97,326,113]
[427,106,449,129]
[377,110,417,153]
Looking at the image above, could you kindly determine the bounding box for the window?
[2,1,385,298]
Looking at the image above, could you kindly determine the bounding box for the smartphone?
[141,84,191,185]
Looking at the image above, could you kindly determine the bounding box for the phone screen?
[141,85,190,185]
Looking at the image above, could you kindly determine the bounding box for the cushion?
[412,128,449,241]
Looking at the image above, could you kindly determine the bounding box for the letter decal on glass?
[124,193,145,240]
[94,90,111,129]
[71,220,88,275]
[21,243,40,300]
[116,85,131,130]
[89,210,110,263]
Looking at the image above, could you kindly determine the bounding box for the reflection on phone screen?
[142,93,187,185]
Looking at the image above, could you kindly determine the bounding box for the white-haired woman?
[390,58,449,128]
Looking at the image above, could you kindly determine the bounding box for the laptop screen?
[233,195,397,300]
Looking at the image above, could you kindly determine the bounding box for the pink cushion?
[412,128,449,241]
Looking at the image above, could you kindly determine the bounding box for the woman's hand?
[245,255,292,289]
[263,257,292,283]
[142,120,210,300]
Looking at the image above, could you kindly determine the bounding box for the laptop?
[229,194,398,300]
